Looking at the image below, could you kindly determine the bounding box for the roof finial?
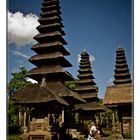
[40,77,47,88]
[83,49,87,52]
[118,42,123,49]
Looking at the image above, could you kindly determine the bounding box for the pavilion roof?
[45,81,86,103]
[12,83,69,106]
[12,80,86,105]
[104,83,133,106]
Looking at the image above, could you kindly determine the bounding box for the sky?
[8,0,133,99]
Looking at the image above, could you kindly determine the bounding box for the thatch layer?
[40,10,59,17]
[29,52,63,60]
[113,79,131,85]
[75,51,98,108]
[32,43,70,55]
[34,32,67,44]
[27,65,64,75]
[104,84,133,106]
[45,81,86,103]
[78,92,97,99]
[77,73,94,79]
[29,52,72,67]
[38,16,62,24]
[34,31,61,38]
[75,85,98,91]
[43,0,58,4]
[36,24,65,35]
[39,16,59,22]
[27,70,74,82]
[32,41,63,49]
[37,23,62,29]
[13,81,86,104]
[42,4,60,9]
[113,47,131,85]
[12,84,69,105]
[76,79,96,84]
[75,102,103,111]
[78,68,92,72]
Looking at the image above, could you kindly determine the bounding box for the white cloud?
[77,53,95,63]
[10,50,30,59]
[77,54,81,63]
[107,77,114,86]
[8,11,39,46]
[11,68,19,73]
[89,55,95,62]
[27,78,38,84]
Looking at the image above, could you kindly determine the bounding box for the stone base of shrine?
[20,131,56,140]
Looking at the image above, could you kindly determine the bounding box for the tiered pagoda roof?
[27,0,73,83]
[104,47,133,107]
[113,48,131,85]
[75,51,98,100]
[75,51,102,111]
[13,0,85,105]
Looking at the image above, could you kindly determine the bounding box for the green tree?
[8,67,31,97]
[64,80,76,90]
[7,66,32,134]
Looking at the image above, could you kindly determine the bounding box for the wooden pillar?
[28,108,31,131]
[19,109,22,126]
[48,113,50,126]
[24,111,27,128]
[112,112,115,123]
[62,108,64,123]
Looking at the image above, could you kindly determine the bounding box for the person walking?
[87,122,101,140]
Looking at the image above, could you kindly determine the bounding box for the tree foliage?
[7,67,31,134]
[64,80,76,90]
[8,67,31,97]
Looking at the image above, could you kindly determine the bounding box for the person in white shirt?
[87,122,100,140]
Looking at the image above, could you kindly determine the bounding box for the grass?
[7,134,21,140]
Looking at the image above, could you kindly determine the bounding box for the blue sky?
[8,0,133,99]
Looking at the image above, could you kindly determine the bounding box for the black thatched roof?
[104,83,133,107]
[36,24,65,35]
[40,10,60,17]
[33,31,67,44]
[75,92,98,100]
[75,51,98,94]
[74,51,100,112]
[104,48,132,108]
[38,16,63,24]
[74,85,98,92]
[27,0,72,83]
[27,65,74,82]
[75,102,104,112]
[31,42,70,55]
[113,47,131,85]
[45,81,86,103]
[38,15,59,21]
[13,0,83,107]
[12,80,86,105]
[42,4,60,9]
[29,52,72,67]
[77,73,94,79]
[76,79,96,85]
[12,83,69,106]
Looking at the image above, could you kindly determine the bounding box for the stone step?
[69,128,86,139]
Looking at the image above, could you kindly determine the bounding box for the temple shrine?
[12,0,85,139]
[10,0,133,139]
[104,47,133,138]
[74,51,103,127]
